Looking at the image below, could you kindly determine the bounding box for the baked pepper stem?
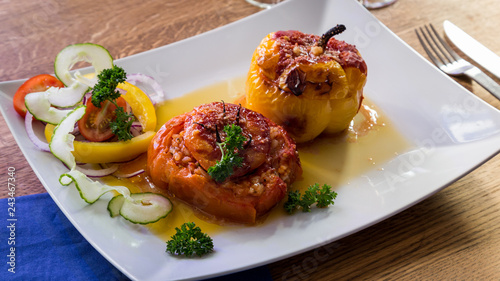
[317,24,346,49]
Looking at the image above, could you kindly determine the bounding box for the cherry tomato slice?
[78,97,128,142]
[13,74,65,118]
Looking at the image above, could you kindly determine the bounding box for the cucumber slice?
[47,81,88,108]
[49,106,86,170]
[60,169,131,204]
[59,173,73,186]
[25,91,73,124]
[54,43,113,87]
[74,71,96,87]
[119,193,172,224]
[107,195,126,217]
[62,170,170,224]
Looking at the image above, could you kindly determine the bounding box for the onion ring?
[75,163,119,177]
[25,111,50,151]
[126,73,164,104]
[112,169,145,178]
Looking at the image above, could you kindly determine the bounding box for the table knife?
[444,20,500,80]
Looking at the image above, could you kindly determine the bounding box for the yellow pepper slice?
[45,126,155,163]
[44,81,158,163]
[117,81,156,132]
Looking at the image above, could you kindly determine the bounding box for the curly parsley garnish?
[91,65,126,107]
[109,106,134,141]
[91,65,134,141]
[207,124,247,182]
[284,183,337,214]
[166,222,214,257]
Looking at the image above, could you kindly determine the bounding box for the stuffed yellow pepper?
[245,25,367,143]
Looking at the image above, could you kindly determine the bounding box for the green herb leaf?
[284,183,337,214]
[89,65,135,141]
[316,183,337,208]
[166,222,214,257]
[284,190,301,214]
[91,65,127,108]
[300,184,320,212]
[223,124,246,152]
[109,106,135,141]
[207,124,246,182]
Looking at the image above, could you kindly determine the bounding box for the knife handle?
[465,67,500,101]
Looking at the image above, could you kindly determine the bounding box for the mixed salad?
[15,43,172,225]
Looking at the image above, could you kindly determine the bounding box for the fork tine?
[422,25,453,64]
[428,24,462,61]
[415,27,444,67]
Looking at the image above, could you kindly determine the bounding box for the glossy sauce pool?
[103,77,411,239]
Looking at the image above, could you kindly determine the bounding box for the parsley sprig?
[166,222,214,257]
[284,183,337,214]
[207,124,247,182]
[109,107,134,141]
[91,65,135,141]
[91,65,126,107]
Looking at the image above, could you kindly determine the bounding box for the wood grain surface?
[1,0,499,280]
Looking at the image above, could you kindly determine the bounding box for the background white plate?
[1,0,500,280]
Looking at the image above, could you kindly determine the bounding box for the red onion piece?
[25,112,50,152]
[130,127,142,137]
[81,92,92,106]
[113,169,145,178]
[126,73,165,104]
[131,121,142,132]
[75,163,119,177]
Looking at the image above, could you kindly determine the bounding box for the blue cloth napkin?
[0,193,273,281]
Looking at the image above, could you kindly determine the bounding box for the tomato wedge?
[13,74,65,118]
[77,96,128,142]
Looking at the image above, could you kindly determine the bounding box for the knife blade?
[443,20,500,80]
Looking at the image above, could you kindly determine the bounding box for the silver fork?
[416,24,500,101]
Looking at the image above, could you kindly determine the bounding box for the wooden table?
[1,0,499,279]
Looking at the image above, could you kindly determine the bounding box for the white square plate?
[1,0,500,280]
